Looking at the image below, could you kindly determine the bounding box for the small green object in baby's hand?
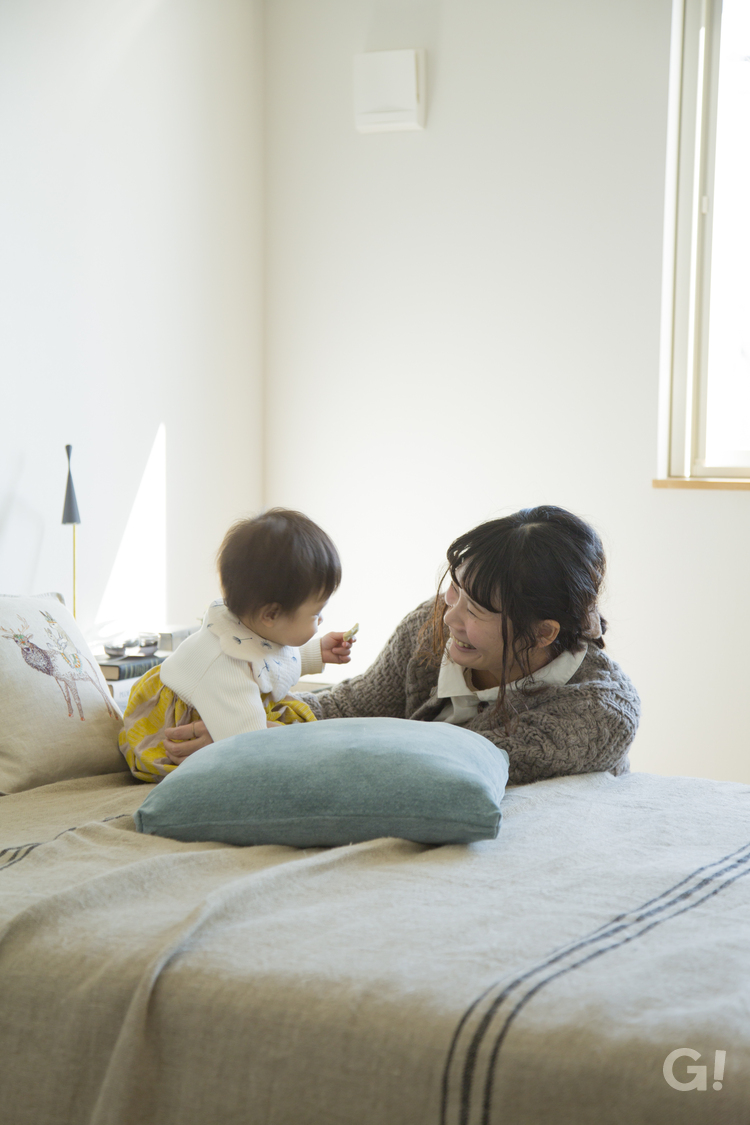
[343,623,359,642]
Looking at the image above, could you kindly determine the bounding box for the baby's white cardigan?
[160,600,324,742]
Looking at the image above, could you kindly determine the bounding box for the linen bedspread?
[1,769,748,1125]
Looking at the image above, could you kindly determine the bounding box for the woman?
[165,506,640,785]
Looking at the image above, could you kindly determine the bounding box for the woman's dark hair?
[420,505,607,718]
[217,508,341,621]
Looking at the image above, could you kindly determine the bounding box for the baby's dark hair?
[217,508,341,621]
[420,505,607,718]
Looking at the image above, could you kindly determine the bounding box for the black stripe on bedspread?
[441,839,750,1125]
[0,843,44,871]
[0,815,132,873]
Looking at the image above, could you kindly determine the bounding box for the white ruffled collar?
[204,600,300,699]
[204,599,279,653]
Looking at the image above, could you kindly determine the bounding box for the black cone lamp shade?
[62,445,81,525]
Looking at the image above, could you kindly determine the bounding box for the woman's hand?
[320,631,355,665]
[163,719,213,764]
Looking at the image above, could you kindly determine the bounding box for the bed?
[3,766,750,1124]
[1,594,748,1124]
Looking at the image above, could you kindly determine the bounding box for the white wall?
[5,0,747,782]
[265,0,750,782]
[0,0,264,638]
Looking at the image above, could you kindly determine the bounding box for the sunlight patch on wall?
[94,423,166,641]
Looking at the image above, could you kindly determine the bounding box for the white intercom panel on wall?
[353,49,426,133]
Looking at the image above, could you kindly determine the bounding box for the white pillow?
[0,593,128,793]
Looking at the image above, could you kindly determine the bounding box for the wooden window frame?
[656,0,750,488]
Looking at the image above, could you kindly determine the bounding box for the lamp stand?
[72,524,77,618]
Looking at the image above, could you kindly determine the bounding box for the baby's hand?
[320,629,356,665]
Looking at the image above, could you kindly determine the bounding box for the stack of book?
[98,654,164,710]
[98,653,164,682]
[97,626,199,711]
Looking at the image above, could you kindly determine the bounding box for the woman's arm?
[463,662,640,785]
[469,707,635,785]
[301,602,433,721]
[163,721,213,762]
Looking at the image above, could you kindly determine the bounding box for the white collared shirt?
[435,645,587,725]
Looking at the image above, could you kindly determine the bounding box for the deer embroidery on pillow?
[40,609,84,670]
[0,613,118,721]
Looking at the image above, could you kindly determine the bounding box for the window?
[661,0,750,481]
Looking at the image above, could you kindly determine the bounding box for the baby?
[118,508,354,782]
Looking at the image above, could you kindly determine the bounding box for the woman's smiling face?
[443,567,560,688]
[443,571,509,686]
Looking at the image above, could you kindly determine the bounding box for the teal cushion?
[133,717,509,847]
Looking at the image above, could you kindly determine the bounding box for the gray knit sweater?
[303,601,640,785]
